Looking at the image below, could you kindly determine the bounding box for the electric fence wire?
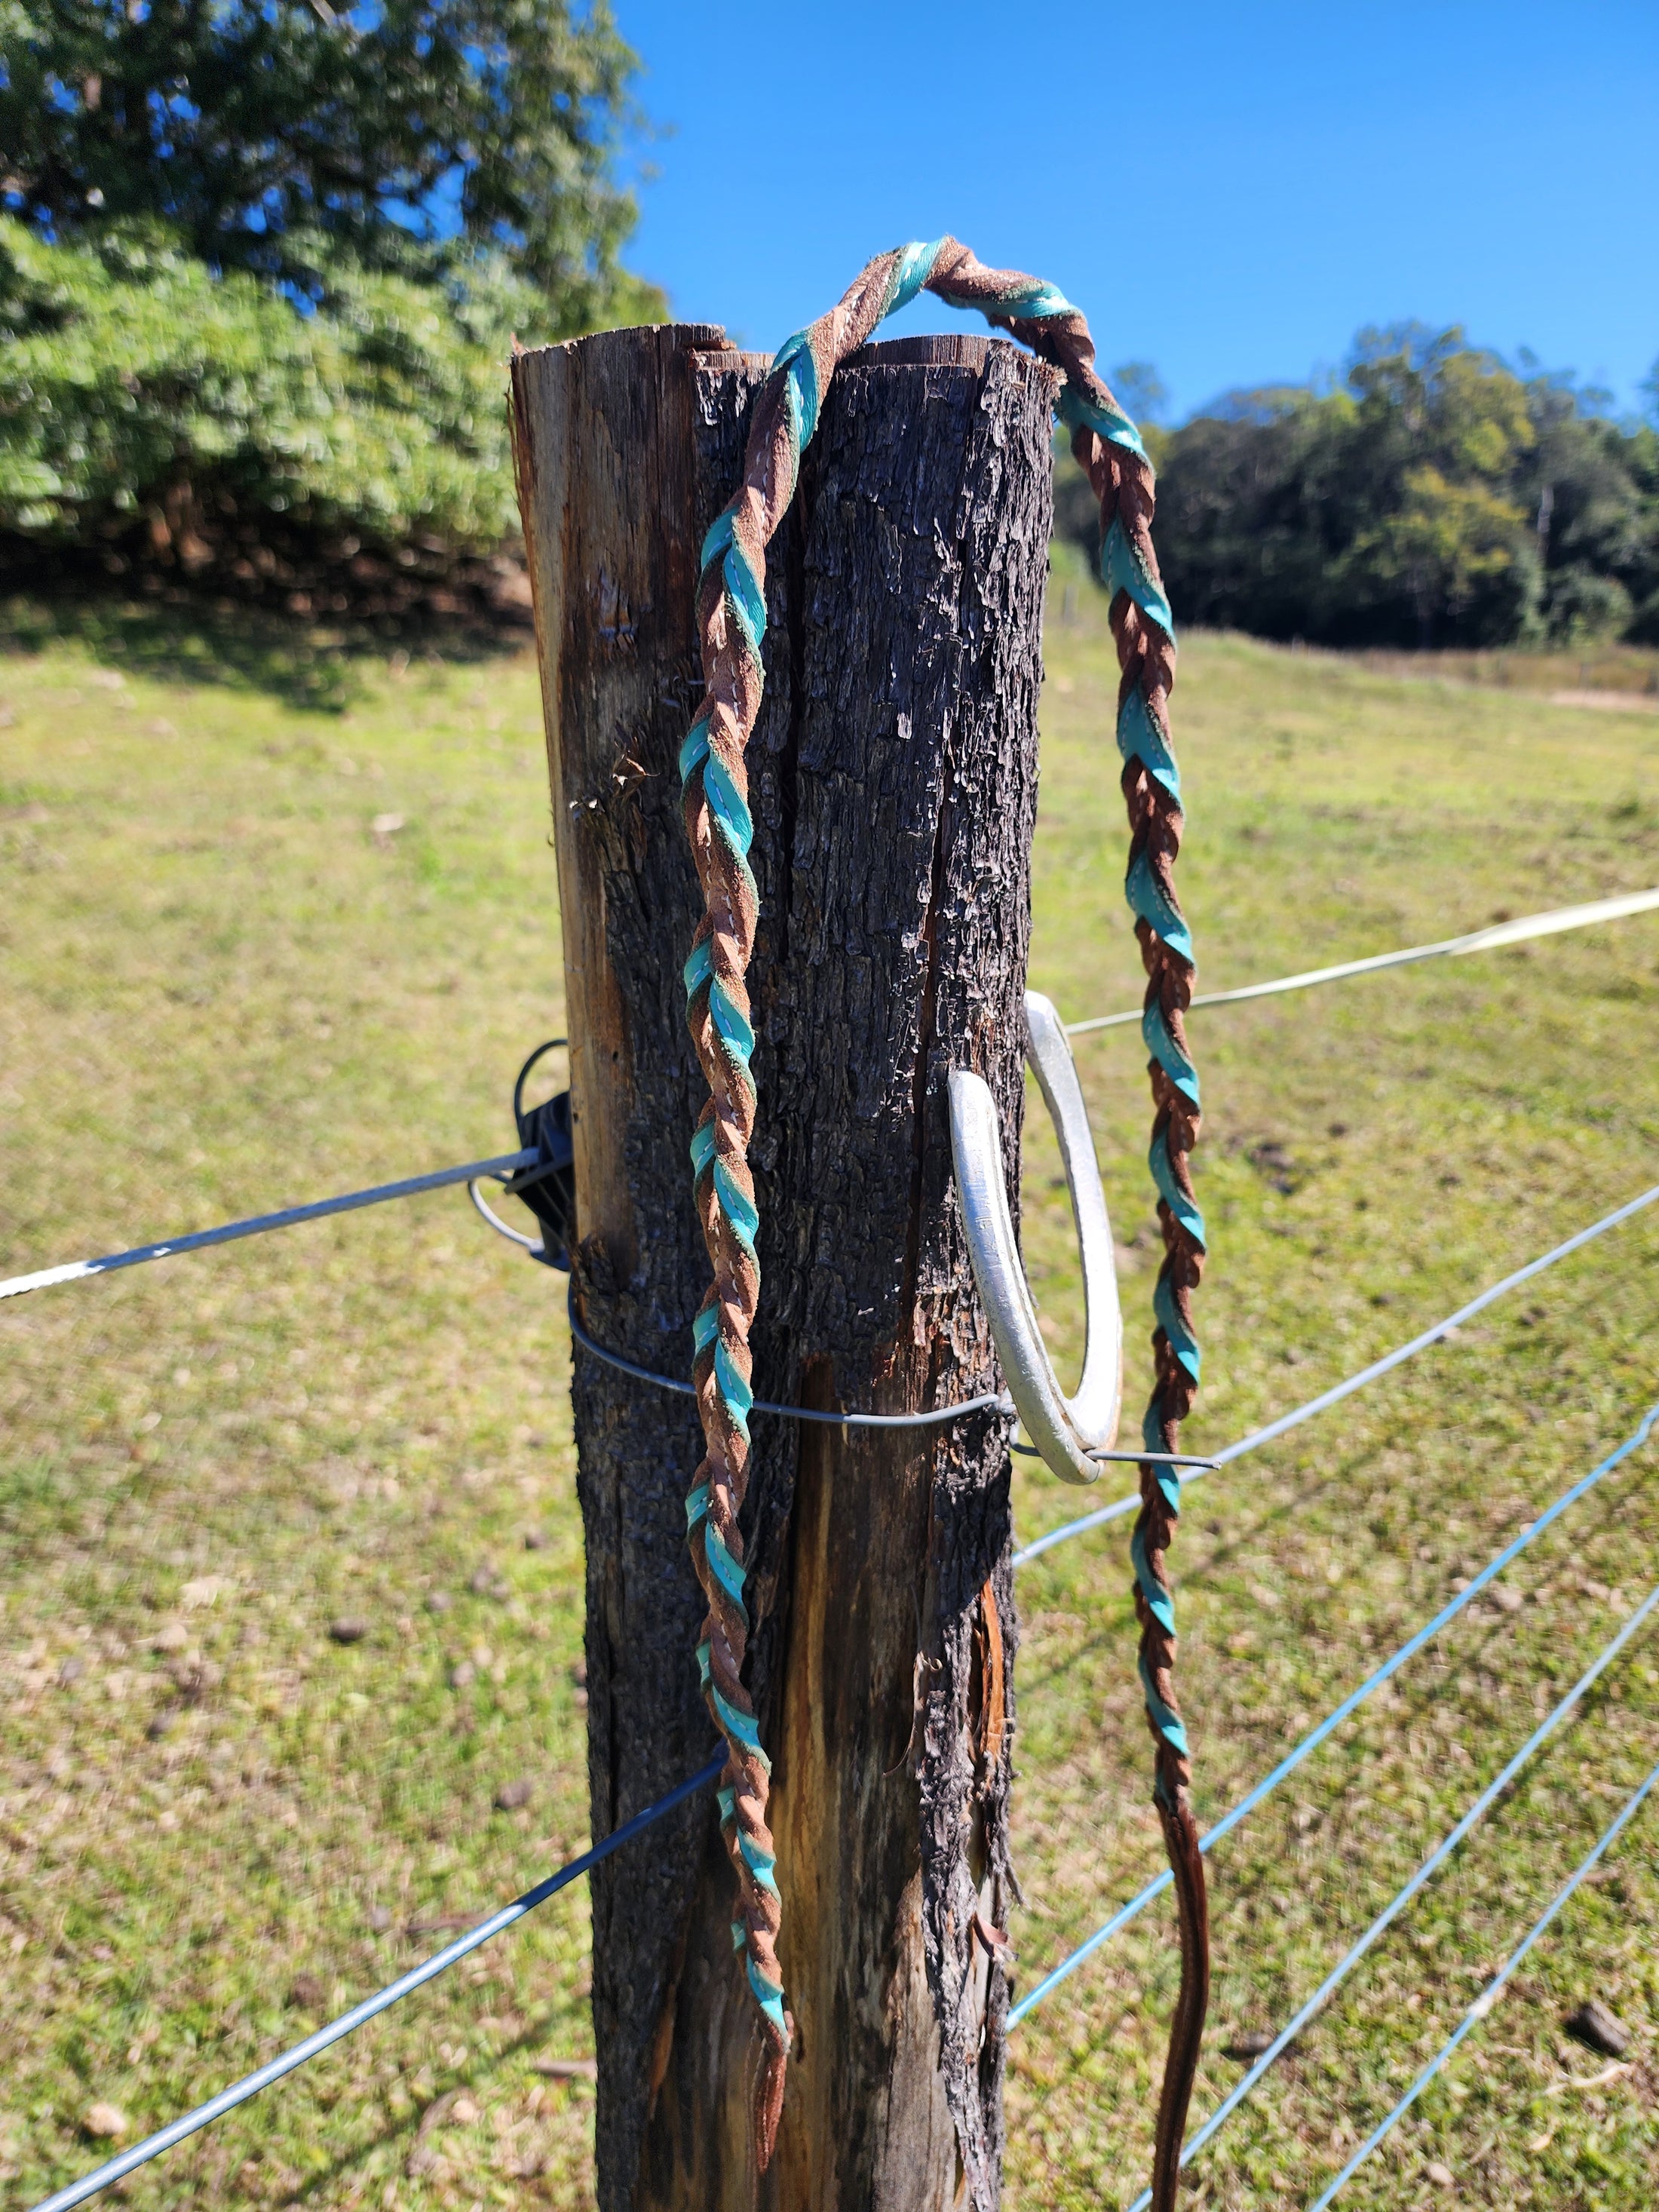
[1063,885,1659,1035]
[25,1755,727,2212]
[7,894,1658,2197]
[0,1150,541,1304]
[1307,1747,1659,2210]
[8,891,1656,1313]
[1123,1576,1659,2208]
[19,1202,1659,2206]
[26,1380,1657,2212]
[1013,1179,1659,1567]
[7,888,1654,1312]
[1006,1393,1659,2029]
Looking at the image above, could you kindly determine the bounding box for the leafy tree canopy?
[0,213,530,551]
[1059,326,1659,650]
[0,0,663,609]
[0,0,658,323]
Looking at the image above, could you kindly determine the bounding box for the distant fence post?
[511,326,1054,2211]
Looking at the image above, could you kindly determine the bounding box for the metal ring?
[512,1036,567,1131]
[949,989,1123,1485]
[468,1177,544,1256]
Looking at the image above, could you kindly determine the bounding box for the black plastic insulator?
[506,1042,577,1270]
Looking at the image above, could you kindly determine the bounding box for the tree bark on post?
[511,325,1056,2212]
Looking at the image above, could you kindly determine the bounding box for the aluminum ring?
[949,990,1123,1485]
[468,1177,545,1256]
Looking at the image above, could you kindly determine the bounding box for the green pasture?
[3,584,1658,2210]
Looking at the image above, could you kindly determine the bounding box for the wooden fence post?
[511,324,1056,2212]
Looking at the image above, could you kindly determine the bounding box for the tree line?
[1057,335,1659,649]
[4,8,1654,647]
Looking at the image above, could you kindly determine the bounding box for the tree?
[1317,333,1535,642]
[1107,360,1170,426]
[1624,411,1659,640]
[0,0,660,325]
[0,214,531,551]
[1085,325,1659,651]
[1350,465,1529,645]
[0,0,662,605]
[1130,390,1360,640]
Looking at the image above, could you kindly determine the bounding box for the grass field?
[4,580,1659,2211]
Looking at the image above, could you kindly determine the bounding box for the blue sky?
[610,0,1658,422]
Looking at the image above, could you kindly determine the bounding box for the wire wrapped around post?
[680,238,1205,2196]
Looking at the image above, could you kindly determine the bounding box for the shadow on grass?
[0,591,528,716]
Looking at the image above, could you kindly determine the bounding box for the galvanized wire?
[1308,1747,1659,2209]
[1007,1394,1659,2026]
[1,1150,541,1303]
[566,1285,1213,1459]
[1013,1179,1659,1566]
[26,1754,725,2212]
[1064,885,1659,1035]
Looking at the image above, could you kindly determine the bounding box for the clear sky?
[609,0,1658,422]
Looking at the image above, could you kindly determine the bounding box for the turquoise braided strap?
[1132,1521,1177,1637]
[772,333,821,467]
[676,245,1201,2126]
[933,272,1077,322]
[885,236,949,313]
[1101,517,1176,635]
[1148,1127,1204,1244]
[1139,1390,1194,1805]
[680,717,761,917]
[739,1830,781,1897]
[1118,687,1181,804]
[747,1953,789,2038]
[704,1523,750,1620]
[1058,381,1150,465]
[1139,1647,1192,1762]
[711,1683,771,1768]
[1126,846,1194,965]
[1153,1272,1201,1385]
[701,511,768,669]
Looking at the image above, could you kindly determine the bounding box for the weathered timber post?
[511,325,1056,2212]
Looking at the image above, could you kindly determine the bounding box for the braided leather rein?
[679,237,1206,2198]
